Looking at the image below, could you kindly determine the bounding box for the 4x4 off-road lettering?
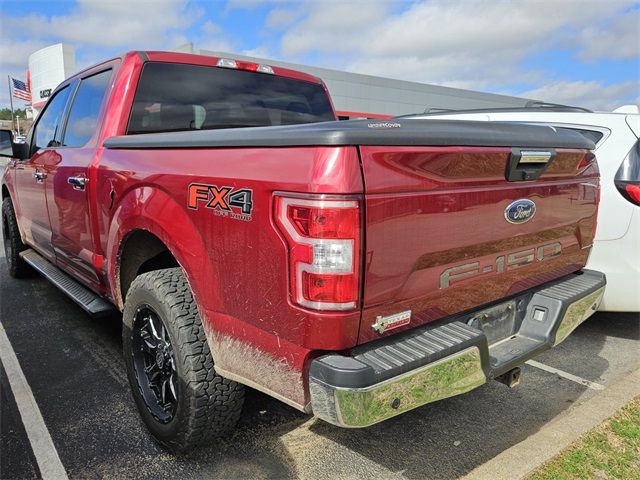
[188,183,254,220]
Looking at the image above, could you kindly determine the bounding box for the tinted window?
[127,62,335,134]
[63,70,112,147]
[33,86,71,151]
[616,140,640,182]
[0,131,12,156]
[560,128,604,146]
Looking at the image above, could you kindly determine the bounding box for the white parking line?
[0,321,69,480]
[526,359,605,390]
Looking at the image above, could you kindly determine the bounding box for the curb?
[462,365,640,480]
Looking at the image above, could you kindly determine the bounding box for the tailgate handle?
[506,148,555,181]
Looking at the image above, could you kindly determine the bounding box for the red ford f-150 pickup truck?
[1,51,605,452]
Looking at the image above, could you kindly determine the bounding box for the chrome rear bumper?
[309,270,605,428]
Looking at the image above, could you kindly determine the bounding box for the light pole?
[7,75,15,135]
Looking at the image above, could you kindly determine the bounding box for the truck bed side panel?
[97,145,363,407]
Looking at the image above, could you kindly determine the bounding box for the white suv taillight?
[274,194,361,311]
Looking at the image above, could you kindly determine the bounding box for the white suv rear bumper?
[587,211,640,311]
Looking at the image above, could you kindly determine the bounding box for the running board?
[20,249,115,317]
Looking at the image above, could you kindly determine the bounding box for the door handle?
[32,171,46,183]
[67,176,87,191]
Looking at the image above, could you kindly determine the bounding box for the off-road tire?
[123,267,245,452]
[2,197,30,278]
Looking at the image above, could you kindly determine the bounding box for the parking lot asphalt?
[1,234,639,480]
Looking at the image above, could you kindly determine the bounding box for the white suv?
[407,105,640,312]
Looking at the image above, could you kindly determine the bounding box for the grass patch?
[529,397,640,480]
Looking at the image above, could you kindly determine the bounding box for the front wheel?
[2,197,30,278]
[122,267,245,452]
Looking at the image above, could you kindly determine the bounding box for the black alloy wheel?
[131,305,179,423]
[123,267,245,452]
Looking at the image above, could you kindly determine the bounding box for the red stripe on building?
[335,110,393,119]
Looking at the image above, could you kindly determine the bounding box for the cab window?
[127,62,335,134]
[63,70,112,147]
[32,86,71,152]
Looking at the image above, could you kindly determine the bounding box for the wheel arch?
[106,186,223,315]
[117,229,180,305]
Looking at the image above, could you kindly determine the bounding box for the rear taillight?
[274,194,361,311]
[616,181,640,206]
[625,184,640,204]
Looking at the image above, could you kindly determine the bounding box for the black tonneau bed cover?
[103,118,594,150]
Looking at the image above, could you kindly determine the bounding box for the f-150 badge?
[188,183,253,221]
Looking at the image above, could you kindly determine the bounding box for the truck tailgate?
[359,144,599,344]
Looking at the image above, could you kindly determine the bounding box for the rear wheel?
[2,197,30,278]
[122,267,245,452]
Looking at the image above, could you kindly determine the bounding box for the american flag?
[11,77,31,102]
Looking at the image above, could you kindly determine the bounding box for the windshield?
[127,62,335,134]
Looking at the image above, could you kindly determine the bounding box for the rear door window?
[127,62,335,134]
[63,69,112,147]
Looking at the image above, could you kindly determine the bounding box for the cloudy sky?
[0,0,638,111]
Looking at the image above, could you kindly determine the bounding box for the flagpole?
[7,76,15,134]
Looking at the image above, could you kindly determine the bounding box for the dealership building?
[28,43,76,113]
[27,43,533,118]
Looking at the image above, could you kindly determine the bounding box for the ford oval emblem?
[504,199,536,224]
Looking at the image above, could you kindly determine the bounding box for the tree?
[0,108,27,120]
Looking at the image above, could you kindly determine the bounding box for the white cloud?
[0,38,49,71]
[198,38,236,53]
[0,0,637,114]
[201,20,222,36]
[576,9,640,61]
[224,0,270,11]
[2,0,201,55]
[241,46,275,58]
[0,0,204,108]
[277,0,638,94]
[49,0,193,48]
[280,1,391,57]
[0,32,48,108]
[265,7,301,29]
[197,20,237,52]
[361,0,631,59]
[519,80,639,111]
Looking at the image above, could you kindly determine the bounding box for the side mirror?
[0,129,28,160]
[0,129,12,157]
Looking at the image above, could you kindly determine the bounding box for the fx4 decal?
[188,183,254,221]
